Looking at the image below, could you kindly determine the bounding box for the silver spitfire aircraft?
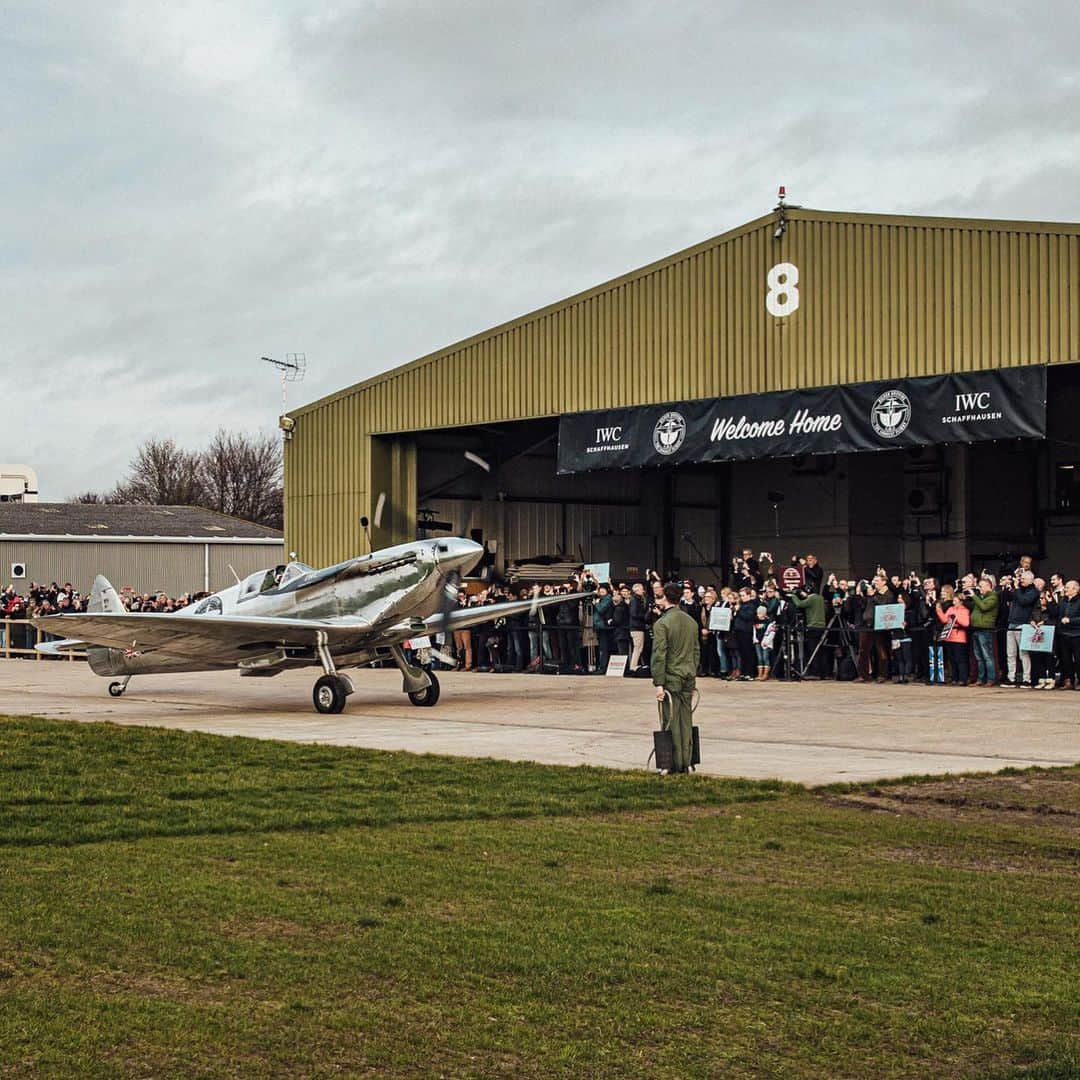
[31,538,580,714]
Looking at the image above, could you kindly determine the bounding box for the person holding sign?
[936,585,971,686]
[861,575,898,682]
[651,583,700,774]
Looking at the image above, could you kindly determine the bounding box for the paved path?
[2,663,1077,784]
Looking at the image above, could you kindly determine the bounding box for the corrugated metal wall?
[285,209,1080,566]
[1,541,284,595]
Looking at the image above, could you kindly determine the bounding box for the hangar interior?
[410,363,1080,583]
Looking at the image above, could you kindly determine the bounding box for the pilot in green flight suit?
[651,582,701,773]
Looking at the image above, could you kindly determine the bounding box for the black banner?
[557,365,1046,474]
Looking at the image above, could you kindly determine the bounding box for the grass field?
[0,717,1076,1079]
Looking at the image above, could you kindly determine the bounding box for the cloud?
[3,0,1079,497]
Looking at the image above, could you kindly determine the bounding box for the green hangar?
[283,206,1080,583]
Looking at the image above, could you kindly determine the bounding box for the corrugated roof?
[0,504,283,539]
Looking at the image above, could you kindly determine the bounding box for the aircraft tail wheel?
[313,674,348,715]
[108,681,125,698]
[408,670,440,707]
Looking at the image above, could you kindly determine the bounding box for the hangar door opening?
[412,418,728,581]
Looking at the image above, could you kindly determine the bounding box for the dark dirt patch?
[819,769,1080,835]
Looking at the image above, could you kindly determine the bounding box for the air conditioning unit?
[10,562,26,579]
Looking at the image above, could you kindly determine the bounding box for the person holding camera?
[803,554,824,595]
[1005,570,1039,687]
[859,575,897,682]
[731,549,763,591]
[791,585,827,678]
[731,587,759,681]
[591,583,615,674]
[968,577,1000,686]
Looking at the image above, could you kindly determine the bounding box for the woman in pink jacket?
[936,584,971,686]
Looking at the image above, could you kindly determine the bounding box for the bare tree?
[115,438,205,506]
[68,432,283,528]
[199,430,283,527]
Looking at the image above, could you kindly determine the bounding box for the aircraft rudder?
[89,575,125,615]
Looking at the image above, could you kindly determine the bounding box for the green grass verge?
[0,717,1076,1079]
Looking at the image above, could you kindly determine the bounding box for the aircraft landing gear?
[312,631,354,715]
[108,676,132,697]
[313,674,350,715]
[387,644,439,707]
[407,670,440,707]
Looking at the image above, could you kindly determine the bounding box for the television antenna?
[261,353,307,412]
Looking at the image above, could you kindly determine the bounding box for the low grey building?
[0,504,284,596]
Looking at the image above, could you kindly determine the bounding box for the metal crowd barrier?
[0,619,86,661]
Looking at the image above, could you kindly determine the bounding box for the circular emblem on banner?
[871,389,911,439]
[653,411,686,456]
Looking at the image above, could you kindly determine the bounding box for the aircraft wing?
[420,592,586,636]
[30,612,370,664]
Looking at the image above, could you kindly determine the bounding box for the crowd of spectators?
[0,582,200,651]
[7,556,1079,691]
[426,550,1080,690]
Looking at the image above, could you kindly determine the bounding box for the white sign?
[709,605,732,631]
[605,655,629,677]
[582,562,611,583]
[404,636,431,650]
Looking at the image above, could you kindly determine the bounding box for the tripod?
[770,619,804,681]
[802,609,860,679]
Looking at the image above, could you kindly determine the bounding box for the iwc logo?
[870,389,911,439]
[653,411,686,456]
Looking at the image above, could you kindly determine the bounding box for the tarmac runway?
[2,661,1077,784]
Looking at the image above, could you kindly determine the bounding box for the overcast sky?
[5,0,1079,498]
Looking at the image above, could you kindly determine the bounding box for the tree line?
[70,431,283,529]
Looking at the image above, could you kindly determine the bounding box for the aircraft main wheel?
[408,670,440,707]
[108,681,125,697]
[313,674,348,715]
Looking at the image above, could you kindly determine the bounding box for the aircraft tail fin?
[89,575,125,614]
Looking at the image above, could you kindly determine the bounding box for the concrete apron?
[2,663,1077,785]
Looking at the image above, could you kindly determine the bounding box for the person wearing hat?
[651,582,700,774]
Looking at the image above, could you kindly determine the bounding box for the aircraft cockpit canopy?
[279,561,314,586]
